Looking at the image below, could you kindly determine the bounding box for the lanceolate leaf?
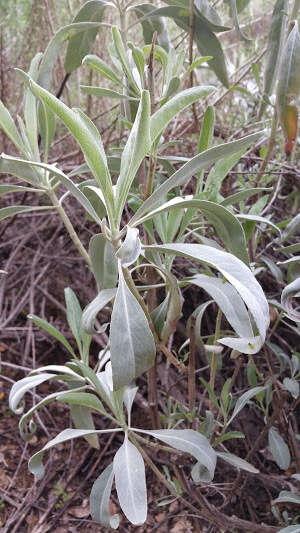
[0,154,41,185]
[24,52,42,159]
[110,265,156,390]
[227,385,268,425]
[268,427,291,470]
[194,0,230,32]
[65,0,112,73]
[150,86,214,143]
[28,314,75,355]
[0,101,27,157]
[20,73,115,216]
[82,54,124,86]
[28,428,122,480]
[116,227,141,267]
[216,452,258,473]
[276,22,300,155]
[258,0,288,116]
[0,205,54,222]
[130,132,263,224]
[135,428,216,480]
[80,85,138,100]
[116,91,151,224]
[113,435,147,525]
[225,0,251,42]
[144,243,269,350]
[70,403,99,449]
[90,463,119,528]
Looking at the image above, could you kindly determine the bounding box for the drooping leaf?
[65,0,112,73]
[116,227,141,267]
[194,0,230,32]
[273,490,300,505]
[276,22,300,155]
[281,277,300,323]
[29,427,122,480]
[90,463,119,528]
[268,427,291,470]
[110,266,156,389]
[113,435,147,525]
[9,373,59,415]
[135,428,216,481]
[145,243,269,350]
[82,288,116,334]
[225,0,251,42]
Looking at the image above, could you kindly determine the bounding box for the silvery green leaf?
[28,314,75,356]
[237,214,281,234]
[216,452,258,473]
[110,266,156,390]
[225,0,251,42]
[227,385,267,425]
[218,335,263,355]
[81,85,138,100]
[268,427,291,470]
[0,205,54,222]
[281,278,300,323]
[115,91,151,224]
[258,0,288,116]
[0,184,41,196]
[204,149,246,202]
[89,234,118,290]
[130,132,264,224]
[90,463,119,529]
[20,74,115,216]
[112,26,141,95]
[145,243,269,350]
[113,435,147,525]
[190,274,253,338]
[150,86,214,144]
[221,188,272,207]
[65,1,113,74]
[0,101,27,157]
[281,213,300,242]
[116,227,141,267]
[283,378,299,399]
[29,427,122,480]
[24,52,42,159]
[273,490,300,505]
[135,428,216,481]
[65,288,84,352]
[82,288,116,334]
[82,54,124,86]
[292,474,300,481]
[9,373,58,414]
[29,365,81,378]
[191,461,214,483]
[194,0,229,32]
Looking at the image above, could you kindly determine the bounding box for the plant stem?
[48,188,92,268]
